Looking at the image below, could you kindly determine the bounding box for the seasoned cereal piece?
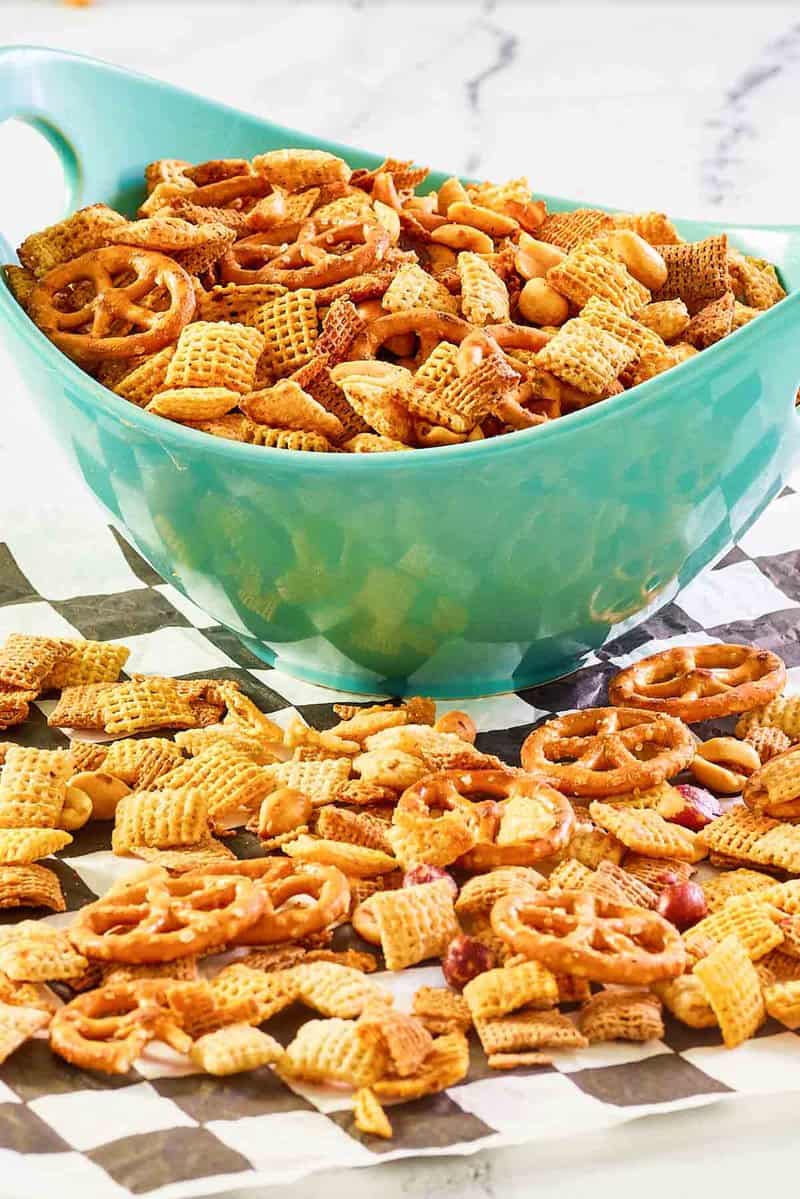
[357,1000,433,1076]
[536,208,614,251]
[0,1002,50,1065]
[148,387,241,421]
[763,980,800,1029]
[407,352,520,433]
[48,682,117,730]
[0,828,72,864]
[382,263,458,315]
[693,934,764,1048]
[535,318,635,396]
[42,639,130,690]
[251,427,333,452]
[0,633,73,692]
[284,834,397,877]
[0,922,86,981]
[112,346,176,407]
[697,804,778,859]
[316,805,393,853]
[3,264,37,311]
[458,252,510,325]
[373,1031,468,1100]
[412,985,472,1034]
[103,737,185,787]
[388,807,475,869]
[654,974,717,1029]
[112,788,210,853]
[580,296,666,365]
[252,149,351,190]
[262,757,351,807]
[476,1008,588,1054]
[249,290,318,379]
[683,290,735,348]
[0,747,72,829]
[361,878,459,969]
[0,864,65,912]
[613,211,681,246]
[280,1017,387,1087]
[353,1087,393,1139]
[702,868,775,914]
[100,678,196,736]
[653,235,730,313]
[242,380,343,441]
[164,321,264,394]
[736,696,800,742]
[151,745,273,824]
[18,204,127,277]
[463,961,559,1020]
[589,802,702,862]
[635,299,690,341]
[292,961,390,1019]
[548,245,650,314]
[578,989,664,1042]
[191,1024,284,1074]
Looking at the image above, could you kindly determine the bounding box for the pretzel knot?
[491,889,686,984]
[520,706,695,798]
[220,221,390,288]
[29,245,195,362]
[351,306,473,361]
[50,980,194,1074]
[398,768,575,866]
[183,857,350,945]
[608,643,786,722]
[68,869,266,962]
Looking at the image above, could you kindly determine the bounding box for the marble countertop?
[1,3,799,1197]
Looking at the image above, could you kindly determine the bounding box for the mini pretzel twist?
[29,246,195,362]
[608,643,786,722]
[50,980,192,1073]
[221,222,390,288]
[491,889,686,984]
[520,706,695,798]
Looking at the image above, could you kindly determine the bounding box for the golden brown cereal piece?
[253,149,351,189]
[578,989,664,1042]
[364,877,459,969]
[653,974,717,1029]
[535,317,635,396]
[196,281,287,324]
[4,264,37,311]
[339,374,416,443]
[354,749,426,791]
[456,868,544,924]
[567,822,626,869]
[0,1002,50,1065]
[0,691,30,732]
[249,289,318,379]
[748,822,800,874]
[112,346,177,408]
[536,208,614,251]
[49,682,117,730]
[281,1017,388,1087]
[589,802,702,862]
[148,386,241,420]
[102,957,199,986]
[736,696,800,742]
[580,296,666,366]
[613,211,681,245]
[486,1051,552,1069]
[381,263,458,315]
[0,827,72,864]
[214,684,282,741]
[313,298,366,364]
[743,745,800,818]
[701,868,775,913]
[357,1000,432,1076]
[476,1009,588,1054]
[0,971,58,1017]
[316,805,393,853]
[693,934,765,1048]
[763,980,800,1029]
[728,250,786,309]
[283,834,397,877]
[153,746,273,824]
[328,709,409,743]
[0,864,65,911]
[697,803,778,859]
[635,298,690,341]
[653,234,730,313]
[263,757,351,807]
[109,215,220,252]
[412,985,472,1034]
[211,963,299,1023]
[373,1031,468,1100]
[458,252,510,325]
[145,159,192,191]
[251,427,334,452]
[42,639,130,690]
[388,806,476,869]
[100,678,195,736]
[165,321,264,394]
[548,245,650,314]
[242,380,342,441]
[103,737,185,787]
[586,861,658,910]
[68,742,109,773]
[463,961,559,1021]
[111,788,209,853]
[759,948,800,984]
[18,204,128,277]
[344,433,409,453]
[130,837,236,872]
[409,352,520,434]
[745,726,792,762]
[292,961,390,1018]
[0,746,72,829]
[548,859,595,891]
[290,356,369,439]
[0,633,73,692]
[354,1087,393,1139]
[174,727,278,764]
[191,1023,284,1074]
[683,290,735,348]
[0,922,87,981]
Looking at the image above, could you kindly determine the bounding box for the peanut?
[437,176,470,215]
[518,278,570,326]
[430,224,494,254]
[514,233,565,280]
[446,201,518,238]
[606,229,668,290]
[69,771,132,821]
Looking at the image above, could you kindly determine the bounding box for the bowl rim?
[2,44,800,471]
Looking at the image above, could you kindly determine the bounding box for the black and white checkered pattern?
[2,481,800,1199]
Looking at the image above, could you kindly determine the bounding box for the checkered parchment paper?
[2,474,800,1199]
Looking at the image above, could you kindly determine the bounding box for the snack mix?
[4,149,787,453]
[0,633,798,1132]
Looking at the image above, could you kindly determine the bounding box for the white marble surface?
[1,3,800,1197]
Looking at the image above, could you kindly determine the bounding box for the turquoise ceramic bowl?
[2,46,799,697]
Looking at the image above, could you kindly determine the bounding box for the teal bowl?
[2,46,800,697]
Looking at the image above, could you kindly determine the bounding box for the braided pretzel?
[491,889,686,983]
[398,769,575,867]
[50,980,192,1073]
[68,869,266,962]
[185,858,350,944]
[29,246,195,362]
[608,643,786,722]
[220,222,390,288]
[520,707,695,798]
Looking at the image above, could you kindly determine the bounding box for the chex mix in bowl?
[1,630,800,1131]
[4,148,788,452]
